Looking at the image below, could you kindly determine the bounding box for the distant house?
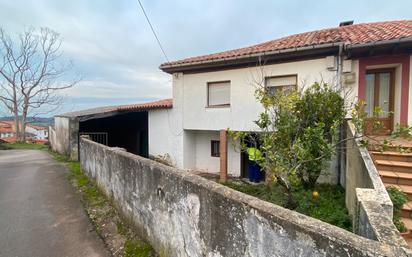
[26,124,49,140]
[0,121,15,139]
[0,120,48,142]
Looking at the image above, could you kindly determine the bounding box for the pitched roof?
[0,127,14,133]
[0,136,17,143]
[58,99,173,118]
[160,20,412,69]
[117,99,173,111]
[27,124,48,130]
[0,121,12,128]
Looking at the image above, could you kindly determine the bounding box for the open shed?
[49,99,172,160]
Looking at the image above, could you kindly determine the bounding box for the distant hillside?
[0,117,54,127]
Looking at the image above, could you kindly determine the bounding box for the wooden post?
[219,129,228,183]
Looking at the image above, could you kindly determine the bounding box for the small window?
[207,81,230,107]
[265,75,297,95]
[211,140,220,157]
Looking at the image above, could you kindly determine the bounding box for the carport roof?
[57,98,173,119]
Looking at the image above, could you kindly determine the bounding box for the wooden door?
[364,69,395,134]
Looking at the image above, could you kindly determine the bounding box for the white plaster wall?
[148,109,183,168]
[192,130,241,177]
[180,58,338,131]
[194,130,220,174]
[0,132,14,138]
[26,126,48,139]
[51,116,70,154]
[343,59,359,112]
[183,130,196,169]
[148,73,185,168]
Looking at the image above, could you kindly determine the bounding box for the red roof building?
[161,20,412,73]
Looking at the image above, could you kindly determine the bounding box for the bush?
[387,186,408,233]
[224,181,352,231]
[230,82,346,208]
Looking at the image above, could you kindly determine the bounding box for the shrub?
[387,186,408,233]
[229,82,346,207]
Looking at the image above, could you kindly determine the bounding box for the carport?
[49,99,172,160]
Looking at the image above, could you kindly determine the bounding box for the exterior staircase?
[370,150,412,246]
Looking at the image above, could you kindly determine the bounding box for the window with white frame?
[207,81,230,107]
[265,75,297,95]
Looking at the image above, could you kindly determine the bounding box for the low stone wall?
[345,122,392,217]
[345,121,410,252]
[80,137,410,257]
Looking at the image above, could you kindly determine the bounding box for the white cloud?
[0,0,411,116]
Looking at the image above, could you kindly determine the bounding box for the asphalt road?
[0,150,110,257]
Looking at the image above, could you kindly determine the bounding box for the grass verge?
[0,142,48,150]
[49,150,156,257]
[224,181,352,231]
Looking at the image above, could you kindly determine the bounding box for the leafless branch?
[0,27,78,141]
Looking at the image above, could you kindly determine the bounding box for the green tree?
[230,82,346,208]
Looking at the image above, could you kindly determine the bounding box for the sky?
[0,0,411,116]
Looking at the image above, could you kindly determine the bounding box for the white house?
[26,124,48,140]
[148,20,412,180]
[0,121,15,139]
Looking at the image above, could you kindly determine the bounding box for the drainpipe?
[337,42,345,186]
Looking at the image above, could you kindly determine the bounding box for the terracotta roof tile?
[0,127,14,133]
[27,124,48,130]
[60,99,173,118]
[0,136,17,143]
[161,20,412,68]
[116,99,173,111]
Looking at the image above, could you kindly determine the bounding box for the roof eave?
[346,37,412,50]
[160,42,342,74]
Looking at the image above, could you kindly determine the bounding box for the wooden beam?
[219,129,228,183]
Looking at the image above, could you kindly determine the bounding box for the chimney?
[339,20,354,27]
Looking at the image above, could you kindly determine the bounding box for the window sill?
[205,105,230,109]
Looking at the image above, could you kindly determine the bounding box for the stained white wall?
[180,58,339,131]
[150,57,341,173]
[149,73,185,168]
[148,109,183,167]
[191,130,241,176]
[194,130,220,174]
[343,59,359,111]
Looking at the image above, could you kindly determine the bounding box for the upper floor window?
[265,75,297,95]
[207,81,230,107]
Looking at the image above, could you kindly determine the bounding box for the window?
[211,140,220,157]
[265,75,297,95]
[207,81,230,107]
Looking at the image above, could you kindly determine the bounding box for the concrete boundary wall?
[345,121,410,252]
[50,116,79,160]
[80,137,410,257]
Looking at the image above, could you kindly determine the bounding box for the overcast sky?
[0,0,411,116]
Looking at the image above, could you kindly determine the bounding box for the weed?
[124,239,154,257]
[224,181,352,231]
[0,142,47,150]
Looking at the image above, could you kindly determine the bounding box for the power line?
[136,0,170,63]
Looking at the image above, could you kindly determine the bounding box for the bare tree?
[0,27,77,141]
